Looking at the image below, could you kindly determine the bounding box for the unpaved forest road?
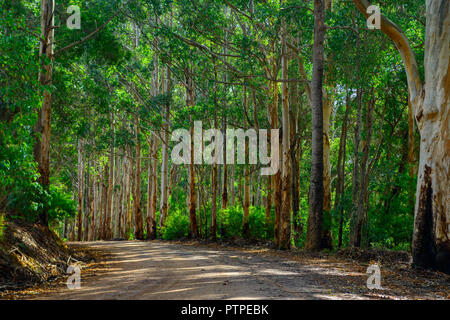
[30,241,382,300]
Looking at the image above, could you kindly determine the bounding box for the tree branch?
[352,0,423,112]
[53,8,122,57]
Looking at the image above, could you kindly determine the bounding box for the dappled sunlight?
[31,241,380,300]
[257,269,300,276]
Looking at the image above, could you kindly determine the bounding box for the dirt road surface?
[28,241,376,300]
[29,241,448,300]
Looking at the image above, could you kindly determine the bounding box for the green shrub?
[217,205,243,238]
[161,210,190,240]
[47,188,77,222]
[249,206,268,240]
[7,182,76,224]
[216,205,273,240]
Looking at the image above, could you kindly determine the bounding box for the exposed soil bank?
[0,221,97,295]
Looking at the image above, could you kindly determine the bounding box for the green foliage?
[161,210,190,240]
[0,213,6,242]
[216,205,273,240]
[249,207,272,240]
[217,206,243,239]
[0,0,427,252]
[7,183,76,223]
[47,187,77,222]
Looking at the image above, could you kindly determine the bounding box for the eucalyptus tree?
[352,0,449,272]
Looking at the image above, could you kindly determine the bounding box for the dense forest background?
[1,0,448,272]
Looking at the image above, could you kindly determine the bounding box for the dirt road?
[29,240,449,300]
[31,241,377,300]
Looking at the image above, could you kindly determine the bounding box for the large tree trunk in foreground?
[353,0,450,272]
[412,0,449,272]
[305,0,325,251]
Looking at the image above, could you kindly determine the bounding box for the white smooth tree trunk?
[159,64,170,228]
[353,0,450,272]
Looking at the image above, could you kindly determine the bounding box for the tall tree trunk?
[34,0,54,226]
[146,138,153,239]
[411,0,449,272]
[269,42,281,246]
[290,93,302,245]
[63,217,67,240]
[134,116,144,240]
[197,186,202,238]
[305,0,326,251]
[148,50,160,240]
[118,154,124,239]
[159,63,170,228]
[265,173,273,234]
[279,6,291,249]
[84,157,90,241]
[187,73,199,238]
[211,163,218,240]
[211,62,219,241]
[111,155,123,238]
[151,136,159,239]
[321,89,333,249]
[77,139,84,241]
[350,89,363,247]
[336,93,351,248]
[263,86,273,235]
[221,8,229,210]
[99,167,105,239]
[105,114,114,240]
[121,152,128,238]
[354,93,375,247]
[243,163,250,240]
[230,166,235,206]
[126,145,132,238]
[242,88,250,239]
[102,166,108,240]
